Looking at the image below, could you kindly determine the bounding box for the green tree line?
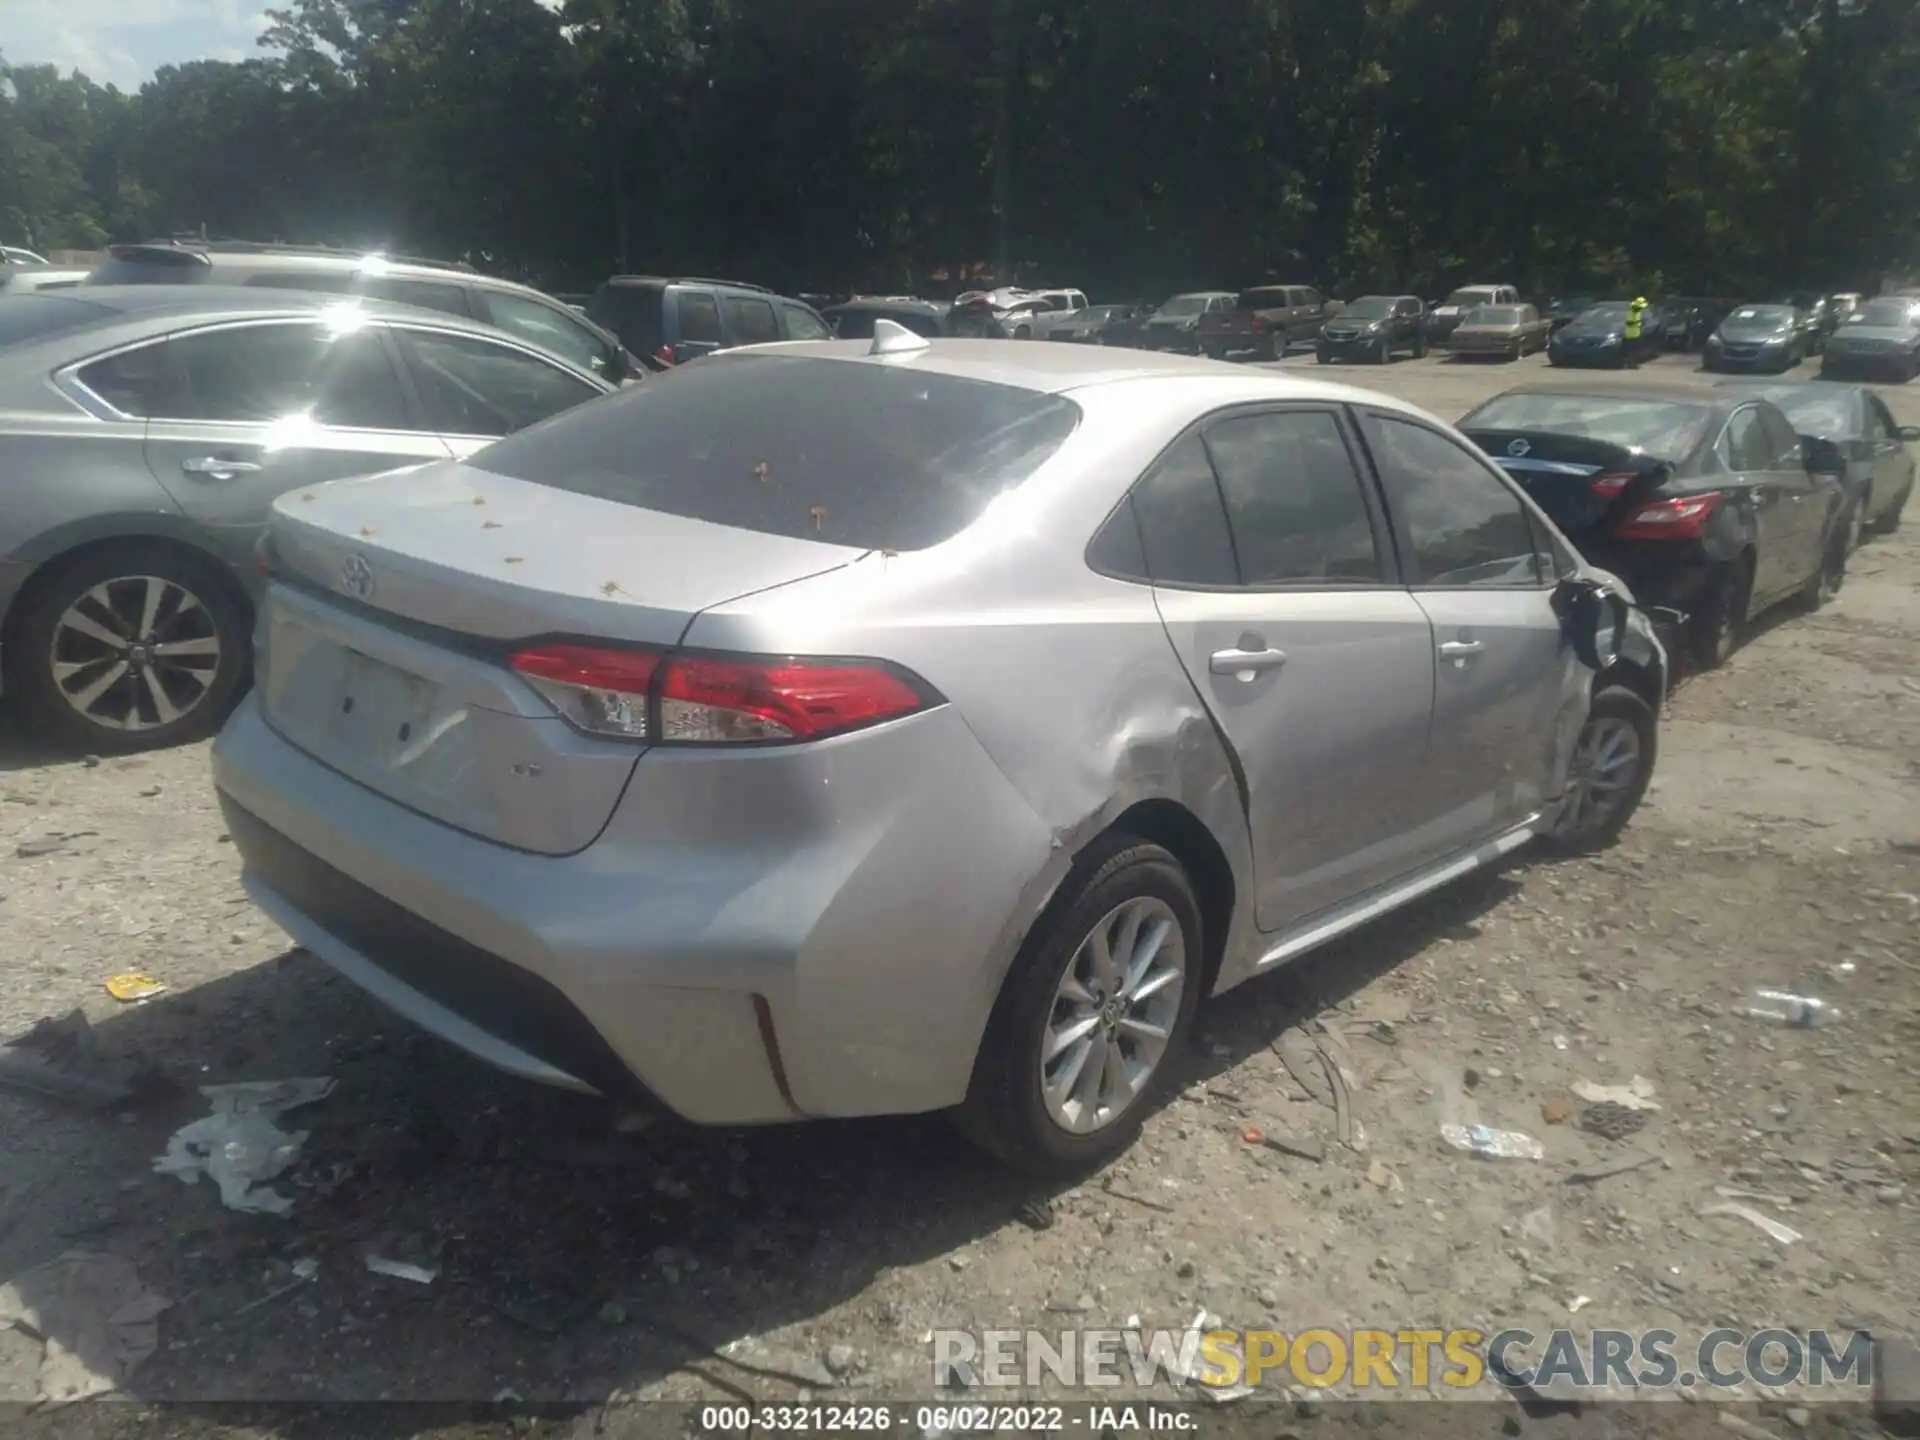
[2,0,1917,299]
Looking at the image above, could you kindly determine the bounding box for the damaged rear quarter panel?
[682,379,1268,1100]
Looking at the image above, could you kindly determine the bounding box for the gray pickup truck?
[1196,284,1339,361]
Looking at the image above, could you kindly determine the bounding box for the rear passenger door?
[1137,407,1439,932]
[670,290,724,360]
[1717,404,1802,602]
[1864,392,1914,528]
[391,326,608,457]
[722,294,782,348]
[90,320,451,539]
[1358,410,1584,850]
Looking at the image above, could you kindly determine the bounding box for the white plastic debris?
[1572,1077,1662,1112]
[364,1256,438,1285]
[1703,1202,1803,1246]
[0,1250,170,1403]
[152,1078,335,1215]
[1569,1295,1593,1314]
[1176,1308,1255,1403]
[1441,1122,1545,1160]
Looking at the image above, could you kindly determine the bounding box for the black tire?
[1802,504,1856,609]
[1314,350,1331,365]
[7,542,251,754]
[1257,336,1278,363]
[1414,332,1428,359]
[1541,686,1658,856]
[1013,324,1032,340]
[1872,480,1909,534]
[956,835,1204,1176]
[1374,338,1390,364]
[1692,555,1752,671]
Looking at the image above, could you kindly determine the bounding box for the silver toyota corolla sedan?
[212,328,1668,1173]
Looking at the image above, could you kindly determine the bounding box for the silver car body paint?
[212,339,1660,1126]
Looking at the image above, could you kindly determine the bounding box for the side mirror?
[1553,577,1628,672]
[1802,436,1847,477]
[1899,426,1920,444]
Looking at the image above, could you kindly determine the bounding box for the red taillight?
[1248,314,1266,330]
[660,655,931,742]
[650,345,676,367]
[1615,490,1723,541]
[507,644,936,744]
[511,644,659,739]
[1589,473,1634,500]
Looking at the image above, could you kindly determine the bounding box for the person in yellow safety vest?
[1625,295,1648,345]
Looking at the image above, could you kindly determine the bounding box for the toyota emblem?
[1507,438,1531,458]
[340,553,375,601]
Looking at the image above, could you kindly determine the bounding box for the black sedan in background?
[822,297,951,339]
[1544,295,1600,331]
[1459,387,1850,669]
[1714,380,1916,540]
[1820,298,1920,383]
[1546,301,1664,368]
[1702,304,1810,373]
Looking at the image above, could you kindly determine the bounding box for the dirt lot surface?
[1,350,1916,1436]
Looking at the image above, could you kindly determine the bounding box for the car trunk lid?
[258,459,863,853]
[1464,429,1670,542]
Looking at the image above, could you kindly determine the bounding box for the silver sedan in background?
[0,287,612,751]
[212,330,1667,1173]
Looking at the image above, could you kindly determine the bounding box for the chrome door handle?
[1210,647,1288,677]
[181,456,262,477]
[1438,640,1485,659]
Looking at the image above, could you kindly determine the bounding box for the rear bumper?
[1572,541,1721,621]
[212,693,1056,1124]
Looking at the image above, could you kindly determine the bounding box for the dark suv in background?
[1315,294,1427,363]
[585,276,832,367]
[84,240,640,384]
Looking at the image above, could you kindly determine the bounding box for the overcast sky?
[3,0,272,91]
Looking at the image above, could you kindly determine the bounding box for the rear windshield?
[1445,289,1494,307]
[1752,387,1854,439]
[472,354,1082,551]
[1158,296,1209,316]
[1237,288,1288,309]
[586,283,664,355]
[0,294,115,347]
[87,254,210,286]
[1853,300,1918,328]
[1463,393,1714,463]
[1469,306,1523,325]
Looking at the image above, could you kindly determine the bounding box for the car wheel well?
[1594,656,1662,713]
[1099,799,1235,999]
[3,535,252,656]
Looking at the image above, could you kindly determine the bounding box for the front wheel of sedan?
[8,543,250,754]
[958,836,1203,1176]
[1542,686,1657,855]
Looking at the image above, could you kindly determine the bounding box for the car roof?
[1167,291,1236,301]
[693,337,1444,415]
[7,286,572,355]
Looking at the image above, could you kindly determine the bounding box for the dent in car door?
[111,322,450,545]
[1128,413,1438,932]
[1359,411,1584,849]
[1717,406,1798,602]
[1755,403,1829,586]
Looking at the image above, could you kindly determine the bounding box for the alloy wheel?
[1557,715,1643,843]
[48,575,222,733]
[1040,895,1186,1135]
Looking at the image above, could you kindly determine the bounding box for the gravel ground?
[1,350,1916,1436]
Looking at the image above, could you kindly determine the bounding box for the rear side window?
[397,329,601,437]
[359,278,470,317]
[480,290,613,376]
[0,295,115,347]
[587,283,664,356]
[677,292,722,343]
[1719,408,1773,472]
[1203,411,1381,585]
[1757,406,1802,469]
[1365,416,1549,588]
[83,323,410,429]
[247,271,355,295]
[470,354,1080,551]
[724,296,780,345]
[1129,434,1239,585]
[782,305,832,341]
